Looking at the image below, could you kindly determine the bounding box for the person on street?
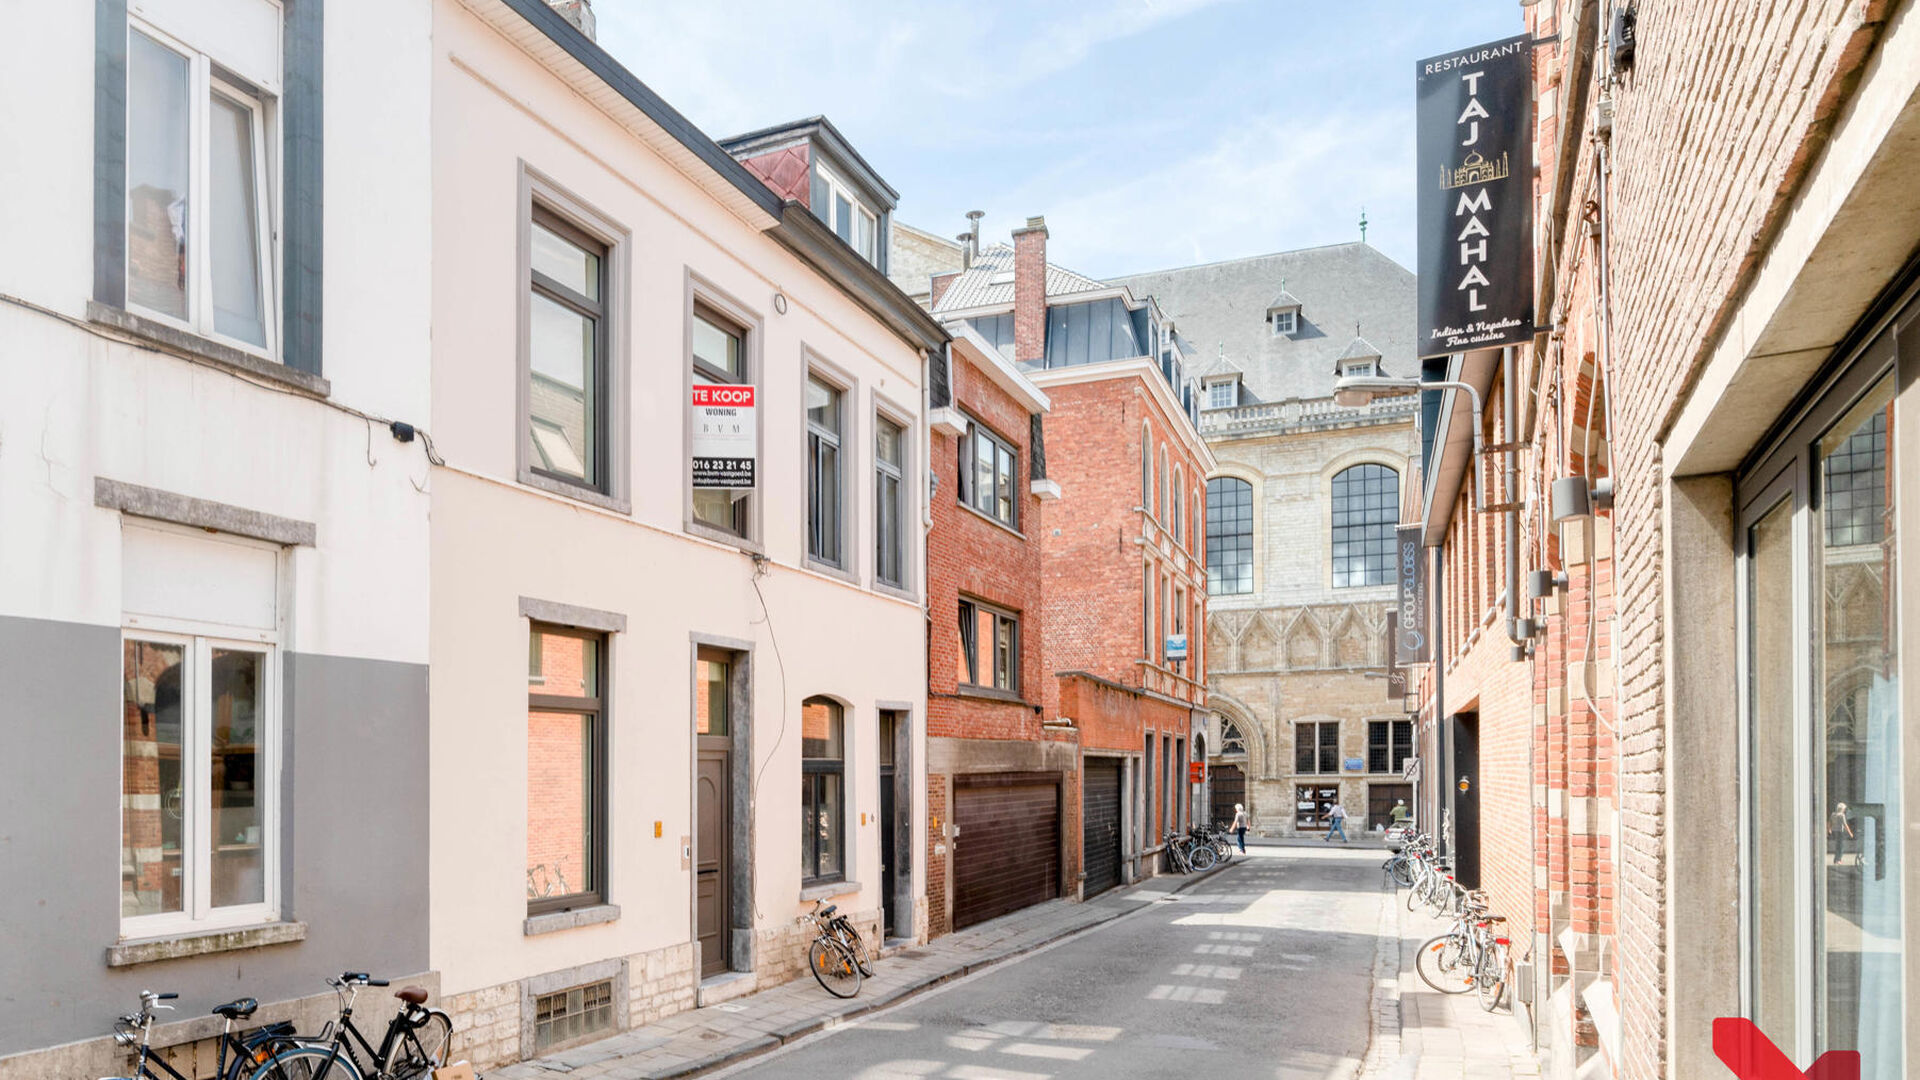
[1390,799,1411,826]
[1324,802,1349,843]
[1229,803,1249,853]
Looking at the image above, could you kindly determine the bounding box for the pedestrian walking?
[1324,802,1349,843]
[1828,801,1856,865]
[1229,803,1249,853]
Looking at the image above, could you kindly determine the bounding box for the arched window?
[1141,425,1153,509]
[1219,717,1248,757]
[1159,447,1169,522]
[1206,476,1254,595]
[1171,466,1184,542]
[1331,464,1399,588]
[801,697,845,884]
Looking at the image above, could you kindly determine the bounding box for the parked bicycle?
[103,990,296,1080]
[248,972,452,1079]
[1163,830,1218,873]
[801,900,872,999]
[1189,823,1235,865]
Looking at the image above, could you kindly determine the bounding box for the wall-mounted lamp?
[1527,570,1568,600]
[1551,475,1615,522]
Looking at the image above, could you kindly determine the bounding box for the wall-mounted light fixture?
[1527,569,1568,600]
[1551,475,1615,522]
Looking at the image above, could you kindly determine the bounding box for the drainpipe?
[1430,542,1447,860]
[1504,346,1529,657]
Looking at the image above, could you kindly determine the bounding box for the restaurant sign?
[1416,34,1534,358]
[1394,525,1430,664]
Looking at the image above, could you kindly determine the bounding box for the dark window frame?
[875,413,908,589]
[800,696,847,886]
[1331,464,1400,588]
[1207,476,1255,596]
[957,598,1021,694]
[690,302,753,539]
[806,374,847,568]
[1294,721,1341,776]
[1368,719,1414,775]
[526,623,609,916]
[957,416,1020,530]
[527,204,612,494]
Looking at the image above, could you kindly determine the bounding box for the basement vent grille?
[534,979,615,1053]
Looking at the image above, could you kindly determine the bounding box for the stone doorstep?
[510,864,1227,1079]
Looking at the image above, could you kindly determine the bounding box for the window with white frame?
[813,165,879,266]
[1207,381,1237,410]
[125,17,279,354]
[958,417,1018,529]
[806,375,846,566]
[1340,358,1378,379]
[1271,309,1297,335]
[119,524,279,936]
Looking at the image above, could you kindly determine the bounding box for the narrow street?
[720,848,1387,1080]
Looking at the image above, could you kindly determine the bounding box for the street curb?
[652,860,1233,1079]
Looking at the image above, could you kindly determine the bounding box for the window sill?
[524,903,621,936]
[804,555,859,587]
[873,579,920,605]
[799,879,859,903]
[953,685,1027,706]
[686,517,766,556]
[87,302,330,398]
[957,501,1025,539]
[107,920,307,968]
[520,469,632,515]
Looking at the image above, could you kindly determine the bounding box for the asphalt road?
[718,846,1388,1080]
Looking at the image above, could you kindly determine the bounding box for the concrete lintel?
[95,478,317,547]
[519,596,628,634]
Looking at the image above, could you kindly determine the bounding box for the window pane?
[877,471,902,586]
[1207,477,1254,596]
[812,772,843,878]
[693,489,747,535]
[528,710,593,899]
[801,698,843,760]
[1295,723,1316,774]
[1815,376,1900,1067]
[697,657,729,736]
[857,211,876,262]
[975,607,995,685]
[122,639,186,919]
[958,601,977,684]
[996,444,1015,523]
[807,377,840,431]
[528,293,597,483]
[126,31,191,320]
[876,418,903,467]
[530,629,599,698]
[809,432,841,563]
[692,312,741,380]
[209,92,265,347]
[834,194,853,243]
[532,222,600,302]
[1330,464,1399,588]
[1748,497,1797,1048]
[210,648,265,908]
[975,429,996,516]
[995,616,1014,690]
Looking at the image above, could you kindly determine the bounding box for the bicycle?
[1475,926,1513,1011]
[1190,823,1234,865]
[1163,831,1217,873]
[801,901,869,999]
[1415,904,1504,996]
[250,972,452,1079]
[102,990,297,1080]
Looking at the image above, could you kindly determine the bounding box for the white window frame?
[125,17,280,360]
[1206,380,1237,410]
[1272,309,1296,335]
[1341,359,1378,379]
[816,165,879,265]
[119,618,280,940]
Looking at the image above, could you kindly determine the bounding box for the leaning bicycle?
[801,901,870,999]
[250,972,452,1079]
[1164,831,1217,873]
[102,990,296,1080]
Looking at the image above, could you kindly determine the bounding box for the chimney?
[548,0,596,39]
[1012,215,1048,365]
[956,233,973,271]
[965,210,985,258]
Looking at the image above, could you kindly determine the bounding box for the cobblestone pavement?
[1362,879,1540,1080]
[487,863,1225,1079]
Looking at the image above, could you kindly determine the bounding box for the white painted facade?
[427,1,929,1064]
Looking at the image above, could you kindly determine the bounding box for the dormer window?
[815,165,877,264]
[1340,358,1377,379]
[1206,379,1238,410]
[1271,309,1296,335]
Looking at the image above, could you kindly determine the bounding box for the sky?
[596,1,1519,280]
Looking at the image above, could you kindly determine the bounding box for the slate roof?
[1266,289,1304,311]
[929,243,1111,314]
[1110,243,1414,407]
[1338,335,1383,361]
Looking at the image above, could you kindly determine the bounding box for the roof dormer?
[1335,335,1383,379]
[720,116,898,271]
[1266,287,1303,336]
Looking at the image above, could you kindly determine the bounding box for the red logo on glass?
[1714,1019,1860,1080]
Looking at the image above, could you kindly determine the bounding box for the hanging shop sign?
[691,384,757,488]
[1165,633,1189,662]
[1416,34,1534,358]
[1395,525,1430,664]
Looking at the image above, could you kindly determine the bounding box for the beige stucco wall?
[426,0,927,1033]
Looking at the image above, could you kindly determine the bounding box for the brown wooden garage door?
[952,775,1060,929]
[1082,758,1123,898]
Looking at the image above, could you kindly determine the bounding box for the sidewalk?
[487,864,1224,1079]
[1362,884,1540,1080]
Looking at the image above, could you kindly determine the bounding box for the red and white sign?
[692,384,756,489]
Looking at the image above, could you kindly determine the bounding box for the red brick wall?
[1013,221,1048,363]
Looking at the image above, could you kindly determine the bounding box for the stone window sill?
[521,469,632,515]
[800,879,860,903]
[953,685,1028,707]
[107,921,308,968]
[87,302,330,398]
[958,500,1025,539]
[524,904,621,936]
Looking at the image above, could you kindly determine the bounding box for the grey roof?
[1110,243,1414,406]
[1338,335,1382,361]
[1266,289,1303,311]
[929,242,1109,313]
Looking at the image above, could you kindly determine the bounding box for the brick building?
[1115,244,1422,838]
[1401,3,1920,1079]
[908,214,1215,903]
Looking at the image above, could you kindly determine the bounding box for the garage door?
[1082,758,1123,898]
[953,776,1060,929]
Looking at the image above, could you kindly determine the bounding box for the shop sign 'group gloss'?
[1416,34,1534,359]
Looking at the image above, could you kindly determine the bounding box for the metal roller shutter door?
[952,778,1060,929]
[1082,758,1123,898]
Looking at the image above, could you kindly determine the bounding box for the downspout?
[1430,542,1448,859]
[1505,345,1528,656]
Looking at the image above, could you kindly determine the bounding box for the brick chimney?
[548,0,596,39]
[1012,215,1048,364]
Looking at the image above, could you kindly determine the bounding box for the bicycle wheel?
[1477,941,1510,1012]
[1386,857,1414,889]
[1188,842,1217,871]
[1212,837,1234,864]
[1414,934,1475,994]
[809,936,863,998]
[1407,873,1428,911]
[836,921,874,977]
[389,1010,454,1079]
[247,1044,366,1080]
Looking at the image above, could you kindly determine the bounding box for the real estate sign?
[1416,34,1533,358]
[691,384,756,488]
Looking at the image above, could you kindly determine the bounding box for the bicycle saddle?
[818,904,838,917]
[395,986,429,1006]
[212,998,259,1020]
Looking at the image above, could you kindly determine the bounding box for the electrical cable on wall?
[745,551,789,920]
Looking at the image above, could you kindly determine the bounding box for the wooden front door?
[695,747,730,978]
[1368,783,1412,832]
